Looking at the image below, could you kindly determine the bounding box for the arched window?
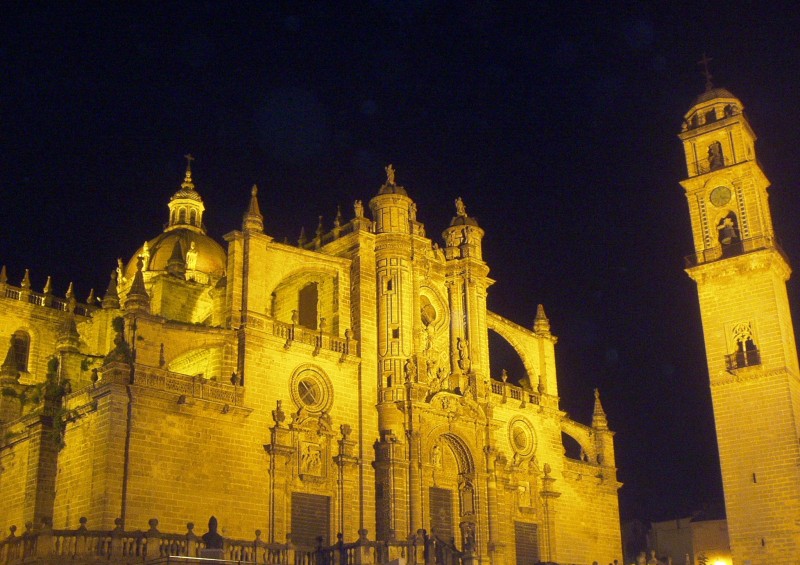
[12,331,30,372]
[178,208,187,224]
[190,209,197,226]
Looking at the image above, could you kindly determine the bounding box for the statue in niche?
[353,200,364,218]
[457,337,471,373]
[708,141,724,171]
[404,357,417,382]
[185,241,198,271]
[460,522,476,552]
[431,444,442,467]
[455,197,467,217]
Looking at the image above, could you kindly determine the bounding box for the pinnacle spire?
[57,313,81,353]
[102,270,120,309]
[167,240,186,277]
[0,265,7,285]
[533,304,551,335]
[124,256,151,313]
[242,185,264,233]
[592,388,608,430]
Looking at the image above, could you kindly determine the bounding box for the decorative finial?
[243,184,264,233]
[533,304,551,335]
[592,388,608,430]
[43,276,52,295]
[334,205,342,228]
[697,53,713,92]
[181,154,196,190]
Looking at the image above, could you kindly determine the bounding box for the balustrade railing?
[270,319,354,358]
[0,520,475,565]
[489,378,539,406]
[684,234,787,267]
[131,367,245,407]
[0,282,91,317]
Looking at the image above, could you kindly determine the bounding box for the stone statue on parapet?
[455,197,467,217]
[202,516,224,549]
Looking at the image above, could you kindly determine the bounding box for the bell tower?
[680,83,800,562]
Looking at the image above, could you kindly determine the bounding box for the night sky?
[3,2,800,524]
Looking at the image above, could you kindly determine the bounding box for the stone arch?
[271,267,340,332]
[439,432,476,476]
[561,420,593,462]
[166,341,228,380]
[486,311,537,382]
[427,430,478,547]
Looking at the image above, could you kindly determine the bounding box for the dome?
[691,87,738,107]
[449,215,479,227]
[125,228,226,281]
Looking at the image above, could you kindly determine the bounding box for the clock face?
[710,186,732,207]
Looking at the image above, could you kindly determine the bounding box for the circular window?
[290,366,332,413]
[509,418,535,457]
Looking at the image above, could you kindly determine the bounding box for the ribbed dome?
[125,228,226,281]
[170,187,203,202]
[691,87,738,107]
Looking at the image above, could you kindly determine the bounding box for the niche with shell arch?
[418,287,450,383]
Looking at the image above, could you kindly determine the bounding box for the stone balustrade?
[0,520,477,565]
[489,378,540,406]
[1,283,92,317]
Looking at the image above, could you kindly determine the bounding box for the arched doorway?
[429,433,477,550]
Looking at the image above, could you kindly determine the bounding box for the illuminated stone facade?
[681,87,800,562]
[0,163,621,564]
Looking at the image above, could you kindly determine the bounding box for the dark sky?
[3,2,800,523]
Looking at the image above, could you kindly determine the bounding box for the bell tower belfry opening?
[680,77,800,561]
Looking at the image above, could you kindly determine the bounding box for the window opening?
[12,331,30,372]
[298,282,319,330]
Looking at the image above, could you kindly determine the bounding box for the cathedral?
[0,162,622,564]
